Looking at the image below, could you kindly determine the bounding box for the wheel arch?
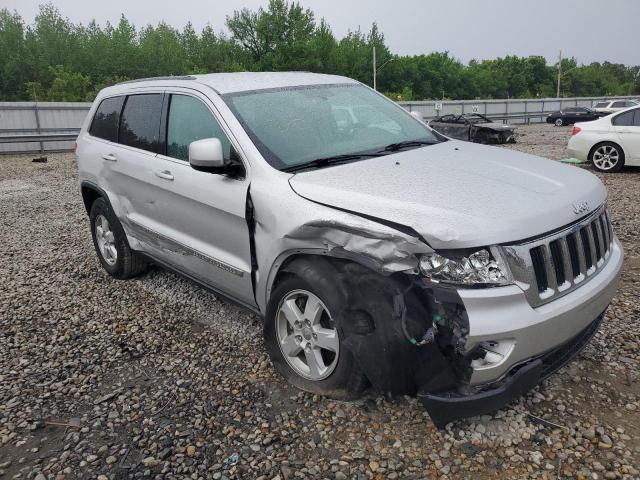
[81,181,114,215]
[265,250,355,309]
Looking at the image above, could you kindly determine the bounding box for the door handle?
[101,153,117,162]
[155,170,174,181]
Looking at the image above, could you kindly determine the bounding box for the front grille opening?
[549,240,565,285]
[599,216,610,252]
[590,221,602,260]
[580,228,593,269]
[530,246,548,292]
[605,211,613,245]
[566,233,581,278]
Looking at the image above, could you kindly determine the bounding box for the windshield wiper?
[380,140,438,152]
[282,152,385,173]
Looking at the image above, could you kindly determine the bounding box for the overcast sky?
[5,0,639,65]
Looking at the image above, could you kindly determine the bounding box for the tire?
[264,258,367,400]
[89,197,147,279]
[589,142,625,173]
[554,118,564,127]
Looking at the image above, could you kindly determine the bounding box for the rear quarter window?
[89,96,125,142]
[612,110,635,126]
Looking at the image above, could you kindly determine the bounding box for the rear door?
[104,92,165,241]
[613,108,640,163]
[139,90,256,306]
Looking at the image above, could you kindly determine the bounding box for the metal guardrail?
[0,95,637,154]
[0,133,79,144]
[0,101,89,154]
[399,95,639,125]
[419,110,561,124]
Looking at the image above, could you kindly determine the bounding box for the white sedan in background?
[592,99,638,115]
[567,105,640,172]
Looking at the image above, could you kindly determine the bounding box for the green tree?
[226,0,316,71]
[0,9,29,100]
[46,65,92,101]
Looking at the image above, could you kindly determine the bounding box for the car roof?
[194,72,358,94]
[101,72,359,97]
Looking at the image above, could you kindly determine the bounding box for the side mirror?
[189,138,227,171]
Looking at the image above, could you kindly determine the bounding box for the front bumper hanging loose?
[419,313,604,427]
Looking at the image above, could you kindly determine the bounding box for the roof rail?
[116,75,197,85]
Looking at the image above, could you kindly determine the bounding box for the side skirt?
[138,251,263,317]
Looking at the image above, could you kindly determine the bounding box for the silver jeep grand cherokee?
[77,72,623,426]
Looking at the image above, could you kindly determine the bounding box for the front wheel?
[554,118,564,127]
[590,142,625,173]
[264,259,367,399]
[89,197,147,279]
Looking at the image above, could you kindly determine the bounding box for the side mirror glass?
[189,138,227,170]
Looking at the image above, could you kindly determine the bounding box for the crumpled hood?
[288,141,607,249]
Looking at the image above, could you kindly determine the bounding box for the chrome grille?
[503,207,614,307]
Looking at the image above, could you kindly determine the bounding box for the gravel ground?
[0,123,638,479]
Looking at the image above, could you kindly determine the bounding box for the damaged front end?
[276,216,534,426]
[261,191,613,427]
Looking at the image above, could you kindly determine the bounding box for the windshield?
[224,84,439,170]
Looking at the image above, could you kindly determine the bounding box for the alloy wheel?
[276,289,340,381]
[592,145,620,171]
[95,214,118,266]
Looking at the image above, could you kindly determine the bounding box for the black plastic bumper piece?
[419,359,543,428]
[419,313,604,428]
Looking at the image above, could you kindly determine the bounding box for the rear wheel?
[590,142,624,173]
[264,259,367,400]
[89,197,147,279]
[554,118,564,127]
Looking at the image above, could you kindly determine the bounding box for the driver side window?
[166,94,231,161]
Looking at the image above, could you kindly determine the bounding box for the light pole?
[373,45,376,91]
[557,49,562,98]
[373,45,393,91]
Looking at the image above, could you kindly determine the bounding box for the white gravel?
[0,124,638,479]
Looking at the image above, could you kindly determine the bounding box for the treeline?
[1,1,638,102]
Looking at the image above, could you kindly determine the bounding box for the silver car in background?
[76,72,623,426]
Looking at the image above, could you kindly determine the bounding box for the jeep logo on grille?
[572,201,590,215]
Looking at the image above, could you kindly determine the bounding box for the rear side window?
[89,96,125,142]
[119,94,163,153]
[611,101,626,108]
[166,94,231,161]
[612,110,635,127]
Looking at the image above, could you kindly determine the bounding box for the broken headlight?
[419,248,512,286]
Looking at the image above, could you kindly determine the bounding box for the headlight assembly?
[419,248,512,286]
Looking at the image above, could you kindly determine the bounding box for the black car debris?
[428,113,517,144]
[546,106,603,126]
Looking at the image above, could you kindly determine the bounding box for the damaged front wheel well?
[268,253,474,397]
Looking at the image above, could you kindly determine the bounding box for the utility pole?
[556,49,562,98]
[373,45,377,91]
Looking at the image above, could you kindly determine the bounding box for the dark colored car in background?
[428,113,517,144]
[546,107,603,126]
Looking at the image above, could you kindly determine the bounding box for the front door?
[138,91,256,307]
